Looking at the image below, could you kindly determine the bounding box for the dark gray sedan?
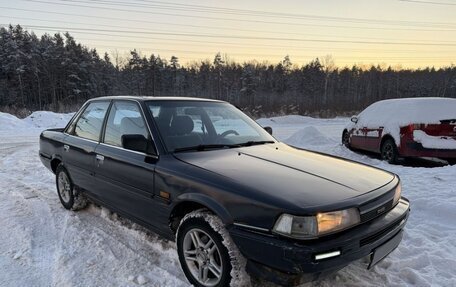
[39,96,410,286]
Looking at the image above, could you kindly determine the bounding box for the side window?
[73,101,110,141]
[104,101,151,153]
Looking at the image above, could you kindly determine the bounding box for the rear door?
[93,100,162,226]
[63,101,110,192]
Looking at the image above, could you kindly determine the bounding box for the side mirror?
[264,126,273,135]
[122,134,150,154]
[350,116,358,123]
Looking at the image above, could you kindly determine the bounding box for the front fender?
[173,193,233,225]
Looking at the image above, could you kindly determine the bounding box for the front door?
[364,127,383,152]
[350,124,365,149]
[93,100,161,226]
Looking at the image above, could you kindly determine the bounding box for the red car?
[342,97,456,164]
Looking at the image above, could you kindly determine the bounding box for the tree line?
[1,25,455,117]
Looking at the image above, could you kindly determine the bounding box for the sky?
[1,0,455,68]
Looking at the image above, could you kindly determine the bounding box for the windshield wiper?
[173,144,241,153]
[238,140,275,147]
[174,141,275,153]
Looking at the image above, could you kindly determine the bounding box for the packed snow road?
[0,112,455,287]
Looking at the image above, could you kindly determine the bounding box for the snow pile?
[413,130,456,149]
[0,112,29,130]
[23,111,74,129]
[347,97,456,143]
[257,115,317,126]
[0,111,73,135]
[257,115,348,147]
[285,126,335,147]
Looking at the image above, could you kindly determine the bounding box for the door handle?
[63,145,70,152]
[96,154,104,161]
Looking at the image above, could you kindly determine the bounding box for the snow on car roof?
[353,97,456,144]
[359,97,456,125]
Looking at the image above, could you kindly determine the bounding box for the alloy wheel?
[57,172,71,203]
[382,144,392,160]
[342,131,350,147]
[381,141,397,163]
[182,228,223,287]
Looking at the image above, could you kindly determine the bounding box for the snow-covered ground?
[1,112,455,287]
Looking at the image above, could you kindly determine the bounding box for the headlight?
[273,208,360,239]
[393,183,402,206]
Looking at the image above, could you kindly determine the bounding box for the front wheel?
[342,130,350,148]
[176,210,248,287]
[56,164,88,211]
[381,139,398,164]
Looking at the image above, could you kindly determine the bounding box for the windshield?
[146,100,275,152]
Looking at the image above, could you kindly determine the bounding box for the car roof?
[89,96,225,103]
[373,97,455,105]
[357,97,456,126]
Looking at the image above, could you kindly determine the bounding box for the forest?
[1,25,455,117]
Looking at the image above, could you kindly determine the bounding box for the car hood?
[173,143,396,210]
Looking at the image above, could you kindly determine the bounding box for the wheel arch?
[169,194,232,234]
[342,128,349,139]
[342,128,352,148]
[380,134,397,152]
[50,155,63,174]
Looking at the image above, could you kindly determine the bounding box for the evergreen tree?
[1,25,455,116]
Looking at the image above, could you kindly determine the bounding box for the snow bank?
[23,111,74,129]
[0,112,29,130]
[0,111,73,134]
[348,97,456,143]
[257,115,317,126]
[413,130,456,149]
[285,126,335,147]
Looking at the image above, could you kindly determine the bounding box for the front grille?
[360,215,405,246]
[360,199,394,223]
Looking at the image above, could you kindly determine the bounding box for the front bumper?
[229,197,410,286]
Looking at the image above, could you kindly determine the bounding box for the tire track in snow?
[0,134,190,287]
[75,207,188,284]
[3,115,456,287]
[0,137,63,287]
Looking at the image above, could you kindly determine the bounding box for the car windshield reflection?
[146,100,275,152]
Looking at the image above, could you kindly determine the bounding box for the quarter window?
[73,101,110,141]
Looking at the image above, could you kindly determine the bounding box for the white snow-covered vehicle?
[342,97,456,164]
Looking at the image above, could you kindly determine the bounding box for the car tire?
[55,164,88,211]
[381,139,398,164]
[447,159,456,165]
[342,130,351,149]
[176,210,249,287]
